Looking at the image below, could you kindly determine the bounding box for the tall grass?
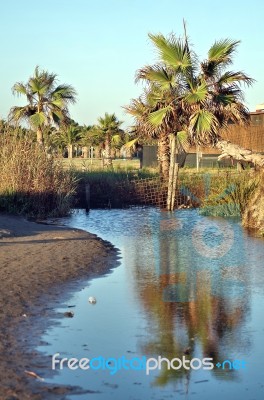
[75,169,159,208]
[0,135,77,217]
[199,172,258,217]
[74,168,257,211]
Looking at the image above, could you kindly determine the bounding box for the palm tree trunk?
[36,128,43,145]
[158,133,170,179]
[68,144,73,159]
[104,134,112,167]
[82,146,89,158]
[216,140,264,168]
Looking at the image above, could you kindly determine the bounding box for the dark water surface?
[39,208,264,399]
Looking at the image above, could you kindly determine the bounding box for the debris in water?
[64,311,74,318]
[183,347,191,355]
[25,370,44,381]
[88,296,97,304]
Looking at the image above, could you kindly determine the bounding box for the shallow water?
[39,208,264,399]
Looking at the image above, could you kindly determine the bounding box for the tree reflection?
[124,211,250,387]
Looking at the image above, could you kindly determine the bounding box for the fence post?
[85,183,90,212]
[167,134,177,211]
[171,162,179,210]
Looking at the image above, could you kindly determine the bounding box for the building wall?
[188,112,264,154]
[142,112,264,167]
[142,145,158,167]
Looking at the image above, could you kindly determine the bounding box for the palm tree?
[135,30,255,163]
[9,66,77,145]
[125,88,186,178]
[125,85,189,178]
[55,122,82,158]
[96,113,123,167]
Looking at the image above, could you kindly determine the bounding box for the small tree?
[55,122,82,158]
[97,113,123,167]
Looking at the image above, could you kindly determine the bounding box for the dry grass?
[0,135,77,217]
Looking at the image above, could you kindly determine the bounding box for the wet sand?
[0,214,117,399]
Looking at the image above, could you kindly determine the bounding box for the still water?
[39,208,264,399]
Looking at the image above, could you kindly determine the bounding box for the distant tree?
[0,118,33,139]
[55,121,82,158]
[96,113,123,167]
[9,66,77,145]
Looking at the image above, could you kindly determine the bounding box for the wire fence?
[118,177,195,209]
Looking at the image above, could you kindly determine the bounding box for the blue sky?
[1,0,263,128]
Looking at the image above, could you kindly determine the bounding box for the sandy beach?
[0,214,117,399]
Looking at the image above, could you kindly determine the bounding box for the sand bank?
[0,214,117,399]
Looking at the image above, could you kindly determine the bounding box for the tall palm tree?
[9,66,77,145]
[96,113,123,167]
[135,31,254,161]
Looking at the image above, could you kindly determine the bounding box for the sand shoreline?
[0,213,118,399]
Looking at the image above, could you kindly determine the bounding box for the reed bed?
[0,135,77,217]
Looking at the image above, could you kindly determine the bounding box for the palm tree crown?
[126,28,254,178]
[96,113,123,167]
[136,31,253,146]
[9,66,77,144]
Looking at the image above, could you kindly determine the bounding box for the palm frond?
[111,134,122,145]
[184,82,207,104]
[136,65,175,90]
[122,138,139,149]
[51,85,77,103]
[208,39,240,65]
[29,112,46,128]
[217,71,254,87]
[189,110,220,145]
[12,82,28,96]
[149,33,192,72]
[147,106,172,127]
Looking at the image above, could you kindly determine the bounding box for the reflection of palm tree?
[124,219,250,386]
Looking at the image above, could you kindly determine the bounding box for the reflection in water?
[40,208,264,399]
[124,210,250,389]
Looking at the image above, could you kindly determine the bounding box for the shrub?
[200,172,257,217]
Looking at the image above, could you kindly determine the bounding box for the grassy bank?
[0,136,77,217]
[0,133,256,217]
[74,168,256,214]
[75,169,159,208]
[179,170,257,217]
[61,157,141,171]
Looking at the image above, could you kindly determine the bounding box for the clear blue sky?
[1,0,263,128]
